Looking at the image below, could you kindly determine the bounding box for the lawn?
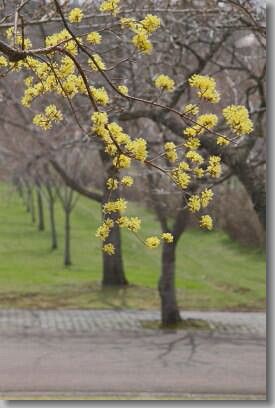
[0,183,266,310]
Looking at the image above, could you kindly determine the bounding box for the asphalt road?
[0,330,266,398]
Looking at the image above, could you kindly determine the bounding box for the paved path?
[0,310,266,399]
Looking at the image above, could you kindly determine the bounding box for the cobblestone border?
[0,309,266,336]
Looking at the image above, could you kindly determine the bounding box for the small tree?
[0,0,256,325]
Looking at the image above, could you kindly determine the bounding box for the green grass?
[0,183,266,310]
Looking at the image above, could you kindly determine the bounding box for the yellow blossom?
[87,31,102,45]
[68,8,84,23]
[88,54,106,71]
[223,105,253,135]
[91,86,109,105]
[193,167,205,178]
[184,137,201,150]
[217,136,230,146]
[178,162,190,171]
[183,126,199,138]
[188,195,201,212]
[117,216,141,232]
[113,154,131,169]
[207,156,222,178]
[106,178,118,190]
[200,215,213,230]
[99,0,120,15]
[118,85,129,95]
[161,233,174,243]
[186,151,204,164]
[120,17,137,29]
[103,198,127,214]
[183,104,199,115]
[132,31,152,54]
[141,14,161,34]
[96,219,114,241]
[103,243,115,255]
[145,236,160,249]
[44,104,63,121]
[196,114,218,134]
[91,111,108,128]
[121,176,134,187]
[127,138,148,161]
[164,142,177,162]
[189,74,220,103]
[154,74,175,92]
[172,170,191,189]
[32,104,62,130]
[200,188,214,208]
[0,56,8,67]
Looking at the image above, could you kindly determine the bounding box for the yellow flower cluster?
[106,178,118,190]
[87,32,102,45]
[99,0,120,15]
[216,136,230,146]
[121,13,160,54]
[200,188,214,208]
[183,114,218,138]
[223,105,253,135]
[145,236,160,249]
[68,8,84,23]
[200,215,213,230]
[145,232,174,248]
[132,31,152,54]
[96,219,114,241]
[103,243,115,255]
[189,74,220,103]
[186,151,204,164]
[171,168,191,190]
[127,138,148,161]
[106,176,134,189]
[6,27,32,50]
[116,216,141,232]
[141,14,161,34]
[154,74,175,92]
[121,176,134,187]
[33,105,63,130]
[118,85,129,95]
[45,29,78,55]
[188,195,201,212]
[161,233,174,243]
[0,56,8,67]
[91,86,109,105]
[120,17,137,29]
[103,198,127,214]
[88,54,106,71]
[183,104,199,116]
[184,137,201,150]
[164,142,177,162]
[113,154,131,169]
[207,156,222,178]
[91,111,108,130]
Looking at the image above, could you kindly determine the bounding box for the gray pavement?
[0,309,266,399]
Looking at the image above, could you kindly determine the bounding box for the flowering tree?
[0,0,255,325]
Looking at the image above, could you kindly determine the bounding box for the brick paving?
[0,309,266,337]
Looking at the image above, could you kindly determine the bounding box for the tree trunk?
[236,164,266,231]
[49,200,58,250]
[36,189,44,231]
[26,187,36,223]
[101,181,128,287]
[159,241,181,326]
[102,221,127,286]
[64,210,71,266]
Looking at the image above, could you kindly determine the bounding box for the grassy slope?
[0,184,266,310]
